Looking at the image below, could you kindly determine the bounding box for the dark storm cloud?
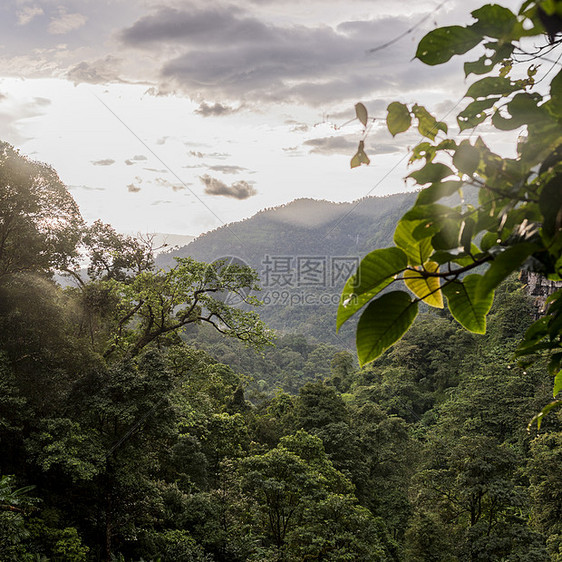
[118,6,425,104]
[120,6,270,46]
[200,175,257,200]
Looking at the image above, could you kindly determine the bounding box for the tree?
[0,142,82,277]
[69,255,272,359]
[339,0,562,418]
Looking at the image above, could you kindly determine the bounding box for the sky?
[0,0,523,237]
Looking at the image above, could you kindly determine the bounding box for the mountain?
[157,192,417,345]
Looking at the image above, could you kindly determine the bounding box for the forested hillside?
[2,139,562,561]
[157,194,417,345]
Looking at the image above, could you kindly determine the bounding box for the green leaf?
[409,163,454,185]
[453,140,480,175]
[553,370,562,397]
[394,219,434,265]
[492,93,545,130]
[412,105,447,141]
[337,247,408,331]
[457,98,499,130]
[540,176,562,237]
[351,153,361,168]
[477,242,539,299]
[355,102,368,127]
[416,180,463,205]
[386,102,411,136]
[466,77,520,99]
[464,54,496,76]
[529,400,562,430]
[404,261,444,308]
[471,4,517,38]
[356,291,418,365]
[416,25,483,65]
[547,69,562,119]
[442,274,494,333]
[350,141,370,168]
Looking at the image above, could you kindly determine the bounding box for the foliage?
[0,142,83,277]
[342,0,562,418]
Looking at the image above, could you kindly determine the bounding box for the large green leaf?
[466,77,520,99]
[443,274,494,333]
[337,247,408,331]
[416,26,483,65]
[477,242,539,299]
[404,261,444,308]
[409,163,453,185]
[453,140,480,175]
[387,102,411,136]
[394,219,434,265]
[416,180,463,205]
[356,291,419,365]
[471,4,517,38]
[457,97,499,130]
[492,93,545,130]
[412,105,447,141]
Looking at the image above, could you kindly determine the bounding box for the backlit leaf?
[356,291,418,365]
[387,102,412,136]
[404,261,444,308]
[442,274,494,333]
[355,102,368,127]
[337,247,408,330]
[477,242,539,299]
[416,25,483,65]
[394,219,434,265]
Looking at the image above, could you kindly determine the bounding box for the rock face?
[519,271,562,319]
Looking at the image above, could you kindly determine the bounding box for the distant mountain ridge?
[158,193,416,268]
[157,192,417,345]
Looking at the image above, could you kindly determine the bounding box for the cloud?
[91,158,116,166]
[286,121,309,132]
[154,177,186,192]
[33,97,51,107]
[68,184,106,192]
[124,154,148,165]
[304,136,358,155]
[48,9,87,35]
[189,150,230,160]
[67,56,122,85]
[195,101,239,117]
[127,183,141,193]
[118,6,424,104]
[200,174,257,200]
[207,165,247,174]
[17,5,44,26]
